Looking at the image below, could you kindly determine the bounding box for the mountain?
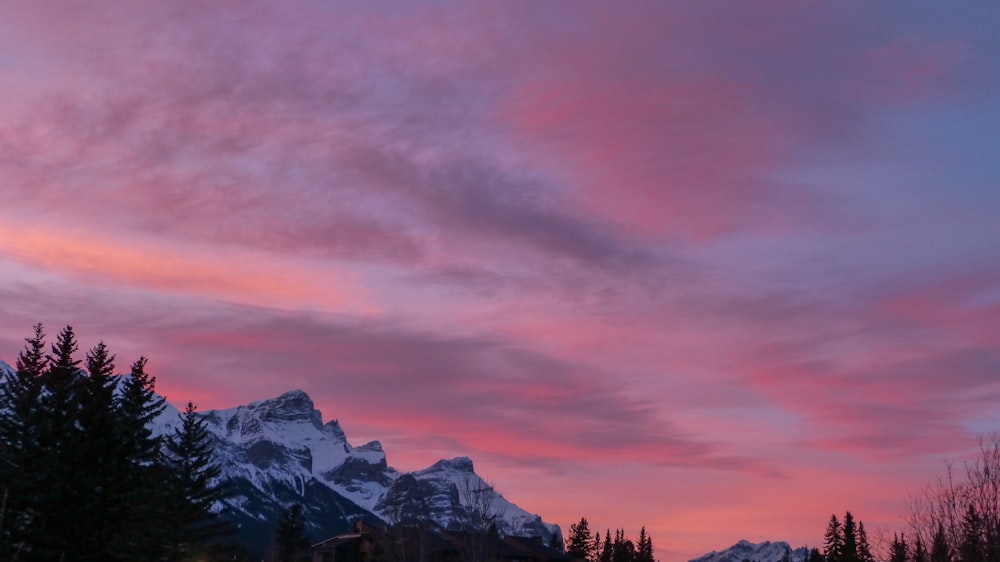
[0,359,13,378]
[157,389,559,556]
[690,540,810,562]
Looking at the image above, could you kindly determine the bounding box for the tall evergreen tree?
[636,527,654,562]
[77,341,125,560]
[29,325,88,561]
[932,524,952,562]
[611,529,635,562]
[568,517,595,560]
[163,402,231,560]
[858,522,874,562]
[593,533,603,562]
[962,506,987,562]
[842,512,860,562]
[111,357,169,561]
[0,324,47,556]
[808,548,824,562]
[825,514,845,562]
[914,536,929,562]
[600,530,613,562]
[890,534,909,562]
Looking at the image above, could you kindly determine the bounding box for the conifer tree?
[78,340,125,558]
[931,524,951,562]
[0,324,47,556]
[842,512,860,562]
[808,548,824,562]
[825,514,844,562]
[637,527,654,562]
[601,530,613,562]
[962,506,987,562]
[913,536,929,562]
[890,534,909,562]
[30,325,88,560]
[858,521,874,562]
[163,402,231,560]
[568,517,595,560]
[611,529,635,562]
[112,357,169,561]
[593,532,602,562]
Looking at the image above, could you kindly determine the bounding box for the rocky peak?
[323,419,346,441]
[424,456,474,474]
[250,389,323,427]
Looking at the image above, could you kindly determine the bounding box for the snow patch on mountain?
[690,540,810,562]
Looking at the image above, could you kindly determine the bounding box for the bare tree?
[907,434,1000,558]
[454,474,503,562]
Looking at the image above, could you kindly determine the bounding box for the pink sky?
[1,2,999,560]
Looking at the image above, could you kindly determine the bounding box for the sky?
[1,1,999,560]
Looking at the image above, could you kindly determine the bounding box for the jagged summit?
[690,540,809,562]
[423,456,475,474]
[244,388,323,426]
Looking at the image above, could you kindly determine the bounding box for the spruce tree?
[601,530,613,562]
[611,530,636,562]
[824,514,844,562]
[111,357,169,561]
[914,536,929,562]
[858,522,874,562]
[842,513,860,562]
[890,534,908,562]
[593,532,602,562]
[30,325,87,560]
[637,527,654,562]
[0,324,47,556]
[163,402,231,560]
[568,517,595,560]
[78,340,125,559]
[962,506,987,562]
[931,524,951,562]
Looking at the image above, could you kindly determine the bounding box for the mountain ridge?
[690,539,810,562]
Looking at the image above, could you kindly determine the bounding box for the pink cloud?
[0,222,371,313]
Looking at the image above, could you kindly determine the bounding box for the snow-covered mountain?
[691,540,810,562]
[158,389,559,553]
[0,359,13,378]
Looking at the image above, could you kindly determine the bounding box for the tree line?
[566,517,656,562]
[0,325,233,562]
[822,435,1000,562]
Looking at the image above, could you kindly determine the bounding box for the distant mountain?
[690,540,809,562]
[154,389,559,556]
